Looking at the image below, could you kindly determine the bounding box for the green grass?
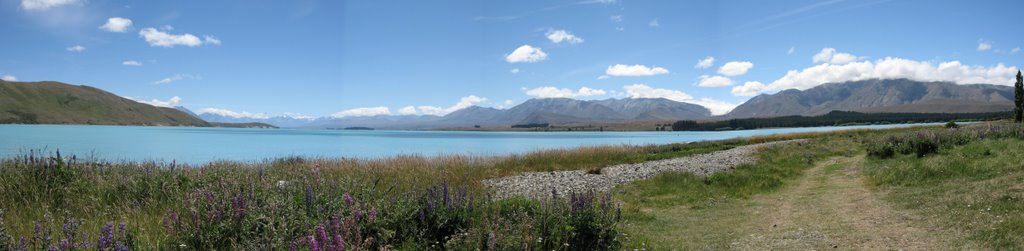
[614,136,861,249]
[0,80,207,126]
[864,138,1024,249]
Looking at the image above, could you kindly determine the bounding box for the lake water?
[0,124,933,164]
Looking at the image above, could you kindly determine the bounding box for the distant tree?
[1016,70,1023,123]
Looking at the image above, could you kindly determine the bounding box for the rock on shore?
[484,140,804,199]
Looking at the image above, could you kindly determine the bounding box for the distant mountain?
[593,98,711,121]
[0,80,209,126]
[197,98,712,129]
[726,79,1016,118]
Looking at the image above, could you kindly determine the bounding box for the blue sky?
[1,0,1021,118]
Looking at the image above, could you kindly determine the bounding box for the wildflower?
[98,223,114,250]
[368,207,378,224]
[343,193,354,206]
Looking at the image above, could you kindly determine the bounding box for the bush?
[865,123,1024,159]
[945,121,959,128]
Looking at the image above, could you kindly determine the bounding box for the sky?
[1,0,1022,118]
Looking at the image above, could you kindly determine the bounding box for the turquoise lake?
[0,124,934,164]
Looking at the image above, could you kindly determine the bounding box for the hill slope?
[726,79,1015,118]
[0,80,210,126]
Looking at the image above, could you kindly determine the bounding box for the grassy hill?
[0,80,210,126]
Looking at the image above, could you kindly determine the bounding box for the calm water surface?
[0,124,933,164]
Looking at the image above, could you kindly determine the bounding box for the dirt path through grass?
[730,156,948,250]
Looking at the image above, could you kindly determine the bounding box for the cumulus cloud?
[524,86,607,98]
[128,96,182,108]
[122,60,142,66]
[623,84,693,101]
[397,106,418,115]
[399,95,490,116]
[1,75,17,81]
[282,112,315,120]
[737,57,1019,97]
[1012,47,1021,54]
[812,48,861,65]
[605,64,669,76]
[510,68,520,74]
[152,74,196,85]
[197,107,270,119]
[546,30,584,44]
[99,17,132,32]
[977,39,992,51]
[717,61,753,76]
[505,45,548,63]
[139,27,219,48]
[695,56,715,69]
[66,45,85,52]
[731,81,768,96]
[21,0,79,11]
[597,75,610,80]
[610,15,623,22]
[696,75,734,87]
[622,84,739,115]
[332,107,391,118]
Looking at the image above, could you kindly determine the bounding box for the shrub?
[945,121,959,128]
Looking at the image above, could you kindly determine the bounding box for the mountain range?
[726,79,1016,118]
[198,97,712,129]
[0,80,209,126]
[1,79,1016,129]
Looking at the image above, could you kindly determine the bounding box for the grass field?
[2,123,1021,249]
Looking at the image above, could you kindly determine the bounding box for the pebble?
[483,140,804,199]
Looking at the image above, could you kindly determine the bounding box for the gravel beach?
[484,140,804,199]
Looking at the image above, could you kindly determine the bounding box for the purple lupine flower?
[305,184,315,211]
[315,225,328,251]
[368,207,377,224]
[335,234,345,251]
[116,241,128,251]
[310,235,321,251]
[343,193,354,206]
[60,239,70,250]
[442,182,450,208]
[330,215,342,238]
[98,223,114,250]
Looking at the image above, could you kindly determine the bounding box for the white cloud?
[21,0,79,11]
[688,98,739,116]
[128,96,182,108]
[332,107,391,118]
[510,68,520,74]
[282,112,315,120]
[497,99,515,109]
[66,45,85,52]
[1,75,17,81]
[623,84,693,101]
[648,19,659,27]
[197,107,270,119]
[397,95,490,116]
[610,15,623,22]
[755,57,1018,96]
[697,75,735,87]
[731,81,767,96]
[605,64,669,76]
[397,106,418,115]
[152,74,195,85]
[788,46,795,54]
[203,35,221,45]
[597,75,610,80]
[524,86,607,98]
[546,30,584,44]
[99,17,132,32]
[1011,47,1020,54]
[122,60,142,66]
[717,61,753,76]
[977,39,992,51]
[695,56,715,69]
[812,48,861,65]
[139,27,219,48]
[505,45,548,63]
[621,84,740,115]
